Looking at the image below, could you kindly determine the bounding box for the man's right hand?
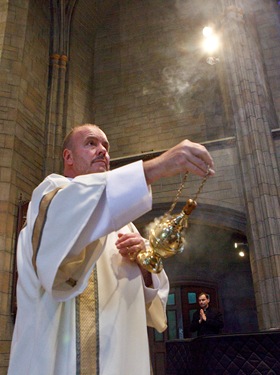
[143,139,215,185]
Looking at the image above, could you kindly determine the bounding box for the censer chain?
[166,172,188,216]
[192,170,210,201]
[167,169,210,216]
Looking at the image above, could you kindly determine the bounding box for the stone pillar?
[0,0,30,348]
[44,53,68,175]
[44,0,77,175]
[220,3,280,330]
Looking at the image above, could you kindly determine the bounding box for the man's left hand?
[115,232,145,261]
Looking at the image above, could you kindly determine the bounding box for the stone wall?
[66,0,119,129]
[93,0,244,213]
[0,0,49,373]
[0,0,279,373]
[0,1,8,61]
[254,0,280,126]
[92,0,280,334]
[94,0,234,158]
[66,1,98,127]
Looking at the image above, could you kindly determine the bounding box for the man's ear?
[63,148,73,166]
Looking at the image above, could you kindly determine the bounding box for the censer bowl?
[137,199,197,273]
[149,216,185,258]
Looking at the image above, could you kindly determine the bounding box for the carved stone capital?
[49,54,68,69]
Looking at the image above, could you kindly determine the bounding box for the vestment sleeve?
[126,223,169,332]
[144,270,169,332]
[29,161,152,301]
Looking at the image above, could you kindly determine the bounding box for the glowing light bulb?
[239,251,245,257]
[203,35,219,54]
[203,26,213,38]
[201,25,220,65]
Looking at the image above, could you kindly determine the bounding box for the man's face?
[198,294,210,310]
[64,125,110,176]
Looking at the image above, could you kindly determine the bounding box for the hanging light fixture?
[234,242,248,258]
[202,25,220,65]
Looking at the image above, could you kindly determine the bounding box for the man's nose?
[97,144,107,155]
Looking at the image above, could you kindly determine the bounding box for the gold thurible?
[136,171,209,273]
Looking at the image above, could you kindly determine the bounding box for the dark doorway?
[149,282,220,375]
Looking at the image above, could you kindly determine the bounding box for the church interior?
[0,0,280,374]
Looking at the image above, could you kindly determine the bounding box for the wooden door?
[148,286,184,374]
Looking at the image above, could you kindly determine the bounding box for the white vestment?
[8,161,169,375]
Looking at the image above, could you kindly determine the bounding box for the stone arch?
[134,202,247,236]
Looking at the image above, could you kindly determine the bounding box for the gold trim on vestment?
[76,267,99,375]
[32,187,65,274]
[31,185,100,373]
[53,241,100,291]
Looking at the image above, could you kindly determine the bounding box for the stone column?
[220,2,280,330]
[44,53,68,175]
[44,0,77,175]
[0,0,30,346]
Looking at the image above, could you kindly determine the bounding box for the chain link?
[167,169,210,215]
[167,172,188,216]
[192,169,210,201]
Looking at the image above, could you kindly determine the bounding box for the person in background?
[8,124,215,375]
[190,292,224,336]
